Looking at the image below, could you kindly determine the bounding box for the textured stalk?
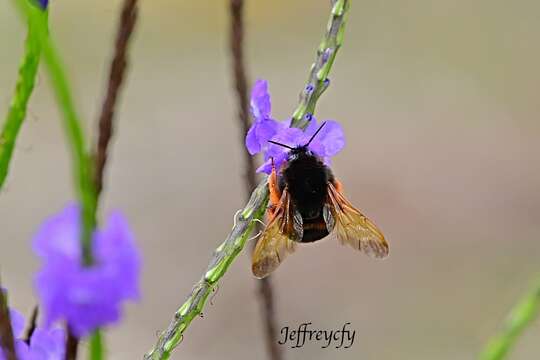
[144,181,269,360]
[480,278,540,360]
[290,0,350,129]
[229,1,283,359]
[0,4,44,191]
[144,2,351,359]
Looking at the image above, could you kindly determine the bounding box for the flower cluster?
[33,204,142,337]
[0,296,65,360]
[245,79,345,173]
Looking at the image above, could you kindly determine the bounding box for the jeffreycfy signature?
[278,322,356,349]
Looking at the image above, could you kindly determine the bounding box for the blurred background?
[1,0,539,359]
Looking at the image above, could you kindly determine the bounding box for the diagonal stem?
[144,180,270,360]
[290,0,350,129]
[480,277,540,360]
[0,4,43,191]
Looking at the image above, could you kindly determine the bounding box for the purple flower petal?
[14,340,30,360]
[10,309,25,339]
[316,120,345,156]
[30,327,65,359]
[302,116,320,137]
[36,266,122,337]
[245,118,282,155]
[0,340,31,360]
[33,205,142,337]
[94,212,142,301]
[245,125,260,154]
[32,204,81,263]
[256,151,289,174]
[250,79,271,120]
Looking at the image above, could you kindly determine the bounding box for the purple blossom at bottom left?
[0,304,65,360]
[33,204,142,338]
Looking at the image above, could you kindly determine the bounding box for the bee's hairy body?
[278,146,335,242]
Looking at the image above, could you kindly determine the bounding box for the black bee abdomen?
[280,148,335,242]
[301,217,330,242]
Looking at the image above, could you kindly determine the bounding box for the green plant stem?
[144,180,269,360]
[480,278,540,360]
[12,0,96,264]
[144,2,351,359]
[0,4,44,191]
[89,331,104,360]
[12,1,103,359]
[290,0,350,129]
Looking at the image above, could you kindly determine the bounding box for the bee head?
[267,121,327,158]
[287,145,313,161]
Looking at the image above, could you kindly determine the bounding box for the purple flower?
[245,80,286,155]
[245,79,346,174]
[33,204,142,337]
[250,79,271,120]
[0,306,65,360]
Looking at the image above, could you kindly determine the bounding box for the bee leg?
[268,158,282,220]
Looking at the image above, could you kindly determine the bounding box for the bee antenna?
[268,140,294,150]
[305,121,327,147]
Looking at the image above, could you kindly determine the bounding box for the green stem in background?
[12,1,102,359]
[0,4,44,191]
[144,1,351,359]
[89,331,104,360]
[290,0,350,129]
[480,278,540,360]
[12,0,96,264]
[12,0,138,358]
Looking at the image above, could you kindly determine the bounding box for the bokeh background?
[1,0,540,359]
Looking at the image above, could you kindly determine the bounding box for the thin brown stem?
[94,0,138,196]
[64,329,78,360]
[256,276,282,360]
[0,281,17,360]
[229,1,283,360]
[63,0,139,356]
[230,0,256,192]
